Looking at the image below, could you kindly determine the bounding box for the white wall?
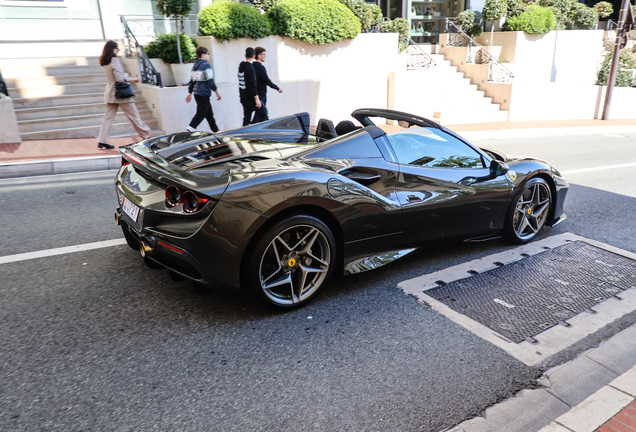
[504,30,604,85]
[509,82,636,121]
[147,33,398,133]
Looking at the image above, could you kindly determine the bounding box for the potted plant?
[144,33,196,86]
[155,0,196,85]
[482,0,506,60]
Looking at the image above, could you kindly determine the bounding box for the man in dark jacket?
[238,47,261,126]
[252,47,283,123]
[185,46,221,132]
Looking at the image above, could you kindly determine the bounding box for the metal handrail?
[404,38,437,69]
[120,16,162,88]
[444,18,514,83]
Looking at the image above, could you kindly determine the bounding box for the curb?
[538,366,636,432]
[0,155,122,179]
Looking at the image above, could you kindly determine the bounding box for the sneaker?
[186,126,195,132]
[98,143,115,150]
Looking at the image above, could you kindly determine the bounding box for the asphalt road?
[0,131,635,431]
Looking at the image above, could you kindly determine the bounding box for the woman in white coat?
[97,40,152,149]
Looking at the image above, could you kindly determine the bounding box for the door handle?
[340,170,381,186]
[407,195,422,202]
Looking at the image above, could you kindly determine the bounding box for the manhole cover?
[426,241,636,343]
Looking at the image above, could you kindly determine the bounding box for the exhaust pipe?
[139,237,155,257]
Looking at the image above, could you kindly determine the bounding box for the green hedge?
[597,50,635,87]
[198,0,271,41]
[144,33,196,63]
[268,0,361,44]
[568,2,598,29]
[378,17,409,52]
[339,0,382,31]
[506,5,557,34]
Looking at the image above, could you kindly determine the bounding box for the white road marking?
[0,238,127,265]
[561,162,636,175]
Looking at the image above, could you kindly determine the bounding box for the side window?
[386,128,484,168]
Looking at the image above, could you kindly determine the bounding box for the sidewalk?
[1,118,636,179]
[1,119,636,432]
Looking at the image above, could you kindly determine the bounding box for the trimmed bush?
[597,50,635,87]
[456,10,484,37]
[569,2,598,29]
[507,0,528,18]
[144,33,196,64]
[340,0,375,31]
[378,17,409,52]
[482,0,507,22]
[198,0,271,41]
[268,0,361,44]
[457,10,477,30]
[252,0,279,13]
[506,5,557,34]
[594,1,613,19]
[369,4,383,28]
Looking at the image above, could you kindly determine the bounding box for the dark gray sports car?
[114,109,568,309]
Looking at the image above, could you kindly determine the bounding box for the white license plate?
[122,197,140,222]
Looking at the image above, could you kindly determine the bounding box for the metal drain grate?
[426,241,636,343]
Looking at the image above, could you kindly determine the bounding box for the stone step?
[0,56,101,70]
[21,120,162,140]
[440,109,509,125]
[9,82,109,99]
[1,64,105,79]
[11,93,106,109]
[14,100,149,121]
[5,73,108,88]
[18,109,156,133]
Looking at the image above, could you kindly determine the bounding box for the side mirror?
[489,160,509,177]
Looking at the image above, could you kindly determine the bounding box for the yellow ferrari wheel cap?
[288,258,296,267]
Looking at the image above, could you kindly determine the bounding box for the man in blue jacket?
[185,46,221,133]
[238,47,261,126]
[252,47,283,123]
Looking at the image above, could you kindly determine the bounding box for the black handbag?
[115,82,135,99]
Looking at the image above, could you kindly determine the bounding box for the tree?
[593,1,613,29]
[155,0,196,64]
[482,0,507,46]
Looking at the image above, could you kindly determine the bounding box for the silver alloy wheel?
[258,224,331,306]
[512,182,551,241]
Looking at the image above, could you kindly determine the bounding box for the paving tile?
[451,389,570,432]
[546,355,619,407]
[537,422,572,432]
[604,418,636,432]
[556,386,633,432]
[610,367,636,398]
[616,411,636,429]
[586,327,636,375]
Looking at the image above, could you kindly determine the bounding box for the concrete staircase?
[0,56,162,140]
[394,53,508,125]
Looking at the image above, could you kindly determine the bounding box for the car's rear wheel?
[504,177,552,244]
[246,215,336,310]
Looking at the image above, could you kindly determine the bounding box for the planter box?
[149,58,176,87]
[184,33,398,131]
[0,97,21,144]
[475,30,605,85]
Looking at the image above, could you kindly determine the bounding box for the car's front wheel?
[246,215,336,310]
[504,177,552,244]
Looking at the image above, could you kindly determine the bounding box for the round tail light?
[182,191,208,213]
[165,185,181,207]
